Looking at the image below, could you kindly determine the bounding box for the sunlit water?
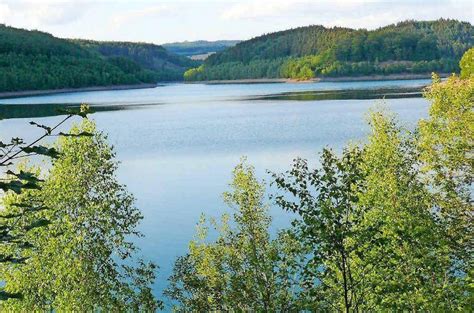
[0,79,431,309]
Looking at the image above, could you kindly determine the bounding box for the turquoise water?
[0,79,431,308]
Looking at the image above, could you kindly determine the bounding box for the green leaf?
[0,255,28,264]
[57,104,91,118]
[29,121,52,134]
[0,290,23,300]
[24,219,50,231]
[0,180,41,194]
[21,145,60,159]
[10,137,24,145]
[6,170,44,184]
[58,131,94,137]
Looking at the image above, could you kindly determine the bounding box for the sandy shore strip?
[0,83,158,99]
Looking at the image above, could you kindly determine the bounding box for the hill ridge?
[0,24,198,92]
[185,19,473,81]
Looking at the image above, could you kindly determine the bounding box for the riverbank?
[0,83,158,99]
[188,73,450,85]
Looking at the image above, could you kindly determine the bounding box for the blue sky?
[0,0,472,44]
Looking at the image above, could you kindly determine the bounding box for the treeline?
[0,25,197,92]
[0,53,150,91]
[185,19,473,81]
[281,55,460,80]
[184,58,285,80]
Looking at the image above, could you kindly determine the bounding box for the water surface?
[0,79,431,309]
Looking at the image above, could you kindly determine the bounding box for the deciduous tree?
[0,120,160,311]
[166,160,307,311]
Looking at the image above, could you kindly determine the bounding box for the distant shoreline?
[317,73,450,82]
[0,73,451,100]
[189,73,451,85]
[0,83,158,99]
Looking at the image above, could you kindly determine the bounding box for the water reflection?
[0,84,427,119]
[247,86,424,101]
[0,102,162,119]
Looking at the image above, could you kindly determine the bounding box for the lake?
[0,79,431,308]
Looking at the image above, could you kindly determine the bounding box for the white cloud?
[220,0,474,25]
[221,0,295,20]
[0,0,471,43]
[0,3,11,22]
[0,0,92,27]
[110,5,172,29]
[220,0,382,20]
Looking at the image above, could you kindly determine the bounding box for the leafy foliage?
[0,120,160,311]
[272,147,366,311]
[0,105,91,300]
[418,72,473,295]
[166,160,308,311]
[271,106,471,310]
[459,47,474,78]
[356,111,461,310]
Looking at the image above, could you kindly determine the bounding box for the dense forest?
[163,40,240,57]
[74,40,198,81]
[184,19,473,81]
[0,25,198,92]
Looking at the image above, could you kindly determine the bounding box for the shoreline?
[317,73,449,82]
[0,73,451,99]
[0,83,158,99]
[188,73,450,85]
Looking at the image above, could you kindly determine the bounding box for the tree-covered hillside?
[75,40,199,81]
[185,19,473,81]
[163,40,240,57]
[0,25,197,92]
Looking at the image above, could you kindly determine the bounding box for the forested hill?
[74,40,198,80]
[0,25,198,92]
[184,19,474,81]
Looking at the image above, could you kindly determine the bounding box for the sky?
[0,0,472,44]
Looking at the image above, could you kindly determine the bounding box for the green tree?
[272,147,367,312]
[0,105,90,300]
[459,47,473,78]
[0,120,160,311]
[166,160,307,311]
[356,110,459,310]
[298,65,314,80]
[418,73,473,308]
[272,107,471,311]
